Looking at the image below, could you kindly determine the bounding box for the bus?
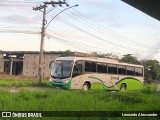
[49,57,144,91]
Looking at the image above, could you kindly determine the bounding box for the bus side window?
[97,63,103,73]
[97,63,107,73]
[108,64,117,74]
[72,64,82,77]
[85,62,91,72]
[118,65,126,75]
[91,62,96,72]
[127,66,135,75]
[77,64,82,73]
[73,64,82,75]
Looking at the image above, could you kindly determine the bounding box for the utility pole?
[38,3,46,84]
[33,0,70,84]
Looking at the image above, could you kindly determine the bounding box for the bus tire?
[120,83,126,91]
[83,83,90,91]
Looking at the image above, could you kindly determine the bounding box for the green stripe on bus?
[116,79,143,90]
[88,76,109,90]
[88,76,143,90]
[91,83,106,90]
[88,76,104,84]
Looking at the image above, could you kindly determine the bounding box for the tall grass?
[0,79,50,87]
[0,81,159,120]
[0,87,160,110]
[0,90,160,120]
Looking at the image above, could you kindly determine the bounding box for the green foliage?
[61,50,74,57]
[0,79,50,87]
[0,85,159,111]
[101,91,143,104]
[120,54,141,64]
[91,52,120,60]
[0,84,159,120]
[120,54,160,83]
[143,60,160,82]
[141,83,157,93]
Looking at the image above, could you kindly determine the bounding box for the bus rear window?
[135,67,143,76]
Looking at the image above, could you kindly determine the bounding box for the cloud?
[1,15,41,25]
[0,0,43,9]
[144,42,160,60]
[133,42,160,61]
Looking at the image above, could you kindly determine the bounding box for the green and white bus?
[49,57,144,91]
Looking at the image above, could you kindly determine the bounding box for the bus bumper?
[50,81,71,89]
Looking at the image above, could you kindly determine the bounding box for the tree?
[91,52,120,60]
[120,54,141,64]
[61,50,74,57]
[143,60,160,83]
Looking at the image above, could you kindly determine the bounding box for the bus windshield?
[51,60,73,79]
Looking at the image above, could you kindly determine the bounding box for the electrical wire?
[53,16,147,52]
[47,7,160,55]
[72,8,160,50]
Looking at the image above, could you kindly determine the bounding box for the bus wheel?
[120,83,126,91]
[83,83,90,91]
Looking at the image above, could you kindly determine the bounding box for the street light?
[37,4,78,84]
[45,4,79,29]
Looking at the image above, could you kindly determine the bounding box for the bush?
[141,83,157,93]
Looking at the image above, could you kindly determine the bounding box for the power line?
[46,33,95,53]
[48,8,160,53]
[46,14,140,54]
[46,28,128,54]
[53,16,147,52]
[46,33,126,58]
[66,8,154,49]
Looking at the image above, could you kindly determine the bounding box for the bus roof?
[55,57,143,68]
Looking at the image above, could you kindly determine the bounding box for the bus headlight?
[64,80,69,83]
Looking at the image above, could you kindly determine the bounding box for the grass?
[0,85,160,120]
[0,79,50,87]
[0,78,160,120]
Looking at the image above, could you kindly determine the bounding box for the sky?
[0,0,160,61]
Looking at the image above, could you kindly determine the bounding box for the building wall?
[23,54,58,77]
[0,54,4,73]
